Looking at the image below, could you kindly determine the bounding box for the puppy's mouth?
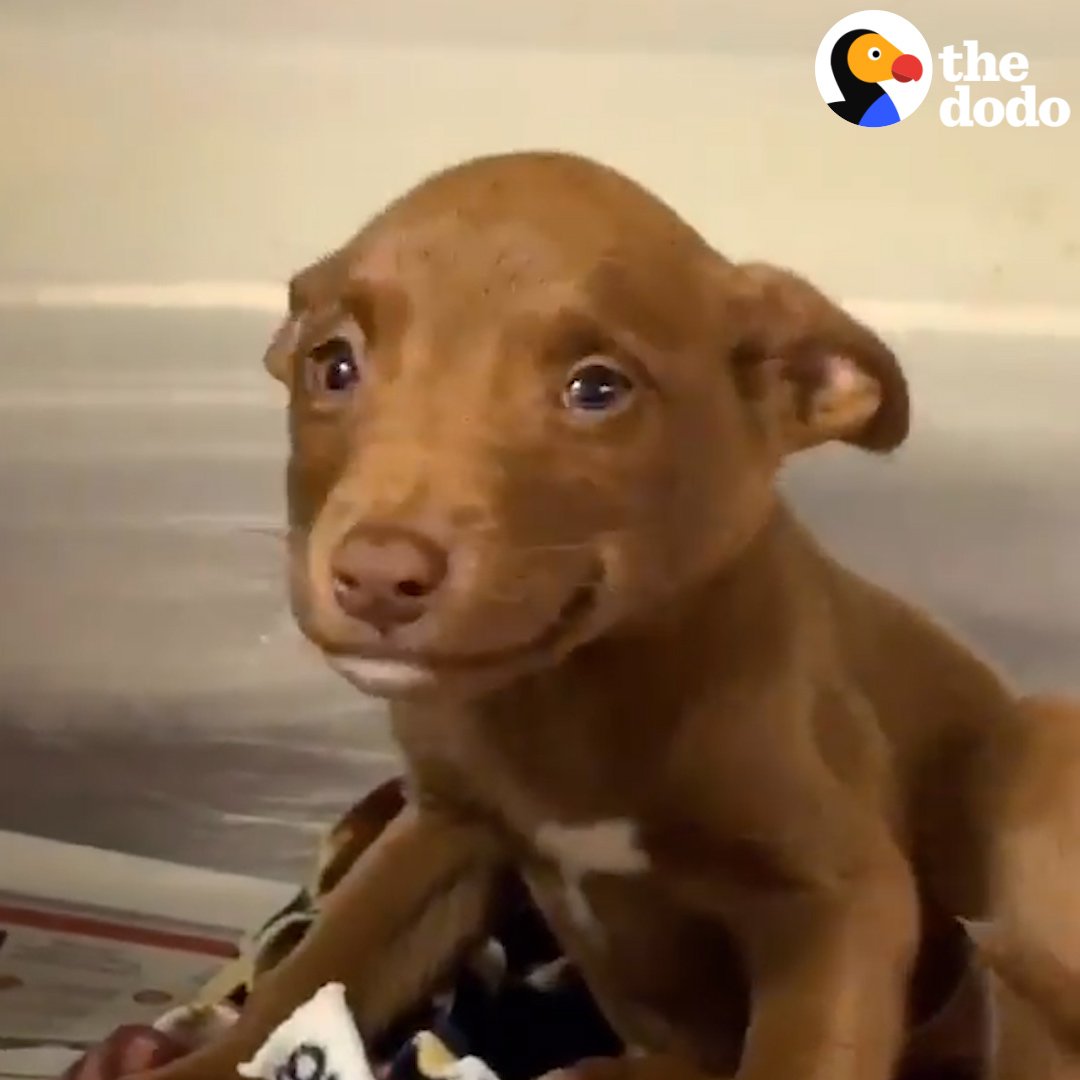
[323,578,599,696]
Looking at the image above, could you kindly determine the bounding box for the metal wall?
[1,0,1077,881]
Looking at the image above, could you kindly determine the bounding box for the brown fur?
[966,696,1080,1080]
[133,152,1080,1080]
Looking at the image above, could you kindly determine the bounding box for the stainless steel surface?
[1,307,1077,881]
[0,309,397,882]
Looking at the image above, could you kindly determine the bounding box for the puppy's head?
[264,152,908,701]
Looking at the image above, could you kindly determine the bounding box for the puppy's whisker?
[446,584,543,606]
[491,528,644,557]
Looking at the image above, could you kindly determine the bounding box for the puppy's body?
[391,505,1014,1075]
[130,152,1075,1080]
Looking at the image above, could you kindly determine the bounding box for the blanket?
[59,779,620,1080]
[58,779,982,1080]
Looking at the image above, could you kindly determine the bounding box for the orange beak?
[891,54,923,82]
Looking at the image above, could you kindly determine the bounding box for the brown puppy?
[135,152,1079,1080]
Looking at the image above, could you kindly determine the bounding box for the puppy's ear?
[262,315,300,386]
[728,262,909,454]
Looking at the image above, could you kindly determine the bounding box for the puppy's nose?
[329,525,449,632]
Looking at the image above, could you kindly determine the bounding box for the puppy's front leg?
[726,840,919,1080]
[131,803,505,1080]
[550,827,919,1080]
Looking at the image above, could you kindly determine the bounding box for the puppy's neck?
[608,500,805,654]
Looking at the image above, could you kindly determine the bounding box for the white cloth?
[238,983,376,1080]
[237,983,499,1080]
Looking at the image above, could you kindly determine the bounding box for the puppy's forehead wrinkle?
[288,248,352,312]
[353,212,574,292]
[332,154,717,300]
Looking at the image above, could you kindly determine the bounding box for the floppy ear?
[728,262,909,454]
[262,314,299,386]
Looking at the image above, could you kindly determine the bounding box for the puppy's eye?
[869,47,882,60]
[562,358,635,416]
[306,336,361,397]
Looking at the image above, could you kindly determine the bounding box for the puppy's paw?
[537,1058,629,1080]
[538,1055,717,1080]
[60,1026,188,1080]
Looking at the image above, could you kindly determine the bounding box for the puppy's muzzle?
[329,524,449,635]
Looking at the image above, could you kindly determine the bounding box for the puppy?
[134,152,1080,1080]
[965,696,1080,1080]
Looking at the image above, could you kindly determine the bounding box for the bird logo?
[815,12,933,127]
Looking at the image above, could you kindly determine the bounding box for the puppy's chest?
[392,703,658,874]
[394,702,748,1042]
[456,743,662,959]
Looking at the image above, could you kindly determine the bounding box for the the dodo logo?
[815,11,932,127]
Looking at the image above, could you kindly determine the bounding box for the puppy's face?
[264,153,908,701]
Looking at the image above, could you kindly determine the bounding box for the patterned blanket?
[60,778,619,1080]
[59,778,982,1080]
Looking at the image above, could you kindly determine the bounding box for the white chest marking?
[533,818,651,876]
[532,818,650,937]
